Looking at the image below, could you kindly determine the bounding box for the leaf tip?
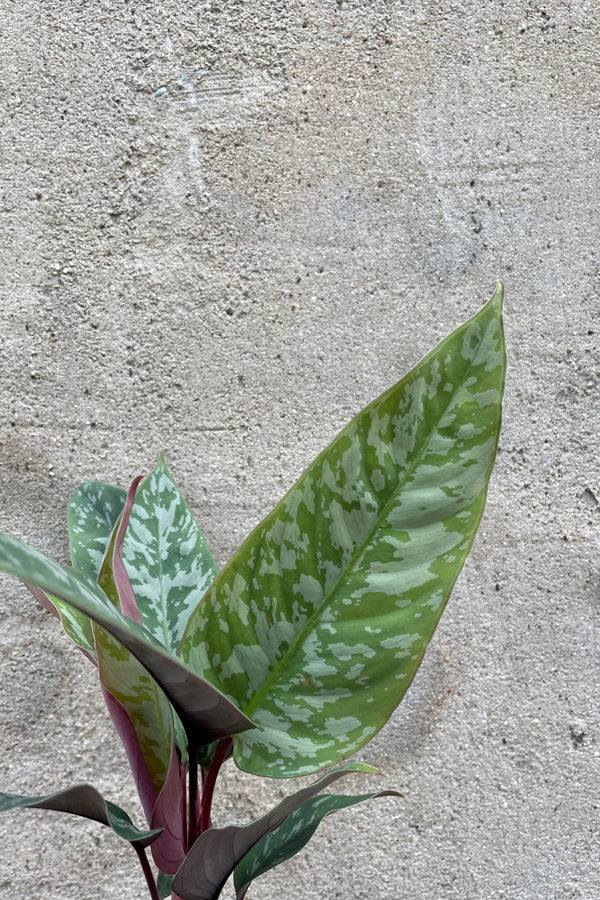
[488,281,504,311]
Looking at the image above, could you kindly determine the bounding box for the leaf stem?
[198,737,233,835]
[133,843,160,900]
[188,739,199,850]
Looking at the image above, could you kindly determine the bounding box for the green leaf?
[234,789,399,899]
[67,480,127,577]
[92,479,174,792]
[0,785,162,847]
[180,287,506,777]
[36,480,127,656]
[122,453,218,652]
[172,764,382,900]
[157,871,174,899]
[24,583,97,659]
[0,534,254,745]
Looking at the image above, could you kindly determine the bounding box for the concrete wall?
[0,1,598,898]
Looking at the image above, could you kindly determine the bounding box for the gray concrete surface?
[0,1,598,898]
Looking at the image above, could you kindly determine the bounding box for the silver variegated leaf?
[44,479,128,655]
[0,533,254,744]
[67,480,127,576]
[122,454,218,652]
[234,788,399,899]
[179,287,506,777]
[94,484,175,795]
[173,763,379,900]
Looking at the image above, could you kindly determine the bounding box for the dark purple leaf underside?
[150,742,187,875]
[101,686,159,825]
[0,784,161,847]
[110,475,144,623]
[172,765,379,900]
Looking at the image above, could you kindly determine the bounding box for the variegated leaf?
[101,686,159,825]
[234,788,400,899]
[88,479,180,840]
[0,534,254,744]
[92,480,188,872]
[122,454,218,652]
[24,582,97,659]
[172,764,379,900]
[95,479,174,795]
[40,479,127,655]
[180,287,505,777]
[0,785,162,847]
[96,476,143,621]
[67,480,127,576]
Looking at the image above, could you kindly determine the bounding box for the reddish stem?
[198,738,233,835]
[133,843,160,900]
[187,739,199,850]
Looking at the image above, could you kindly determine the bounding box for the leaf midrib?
[241,323,488,719]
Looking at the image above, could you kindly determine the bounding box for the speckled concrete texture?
[0,2,598,898]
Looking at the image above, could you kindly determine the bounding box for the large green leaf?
[0,534,254,744]
[0,784,162,847]
[234,789,399,899]
[122,454,218,652]
[172,764,382,900]
[180,287,505,777]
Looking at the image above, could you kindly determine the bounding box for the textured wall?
[0,2,598,898]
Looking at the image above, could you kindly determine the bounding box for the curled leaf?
[172,763,381,900]
[234,788,400,899]
[0,784,162,848]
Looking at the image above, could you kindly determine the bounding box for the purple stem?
[197,738,233,835]
[187,739,199,850]
[133,843,160,900]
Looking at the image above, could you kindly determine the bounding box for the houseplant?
[0,286,505,899]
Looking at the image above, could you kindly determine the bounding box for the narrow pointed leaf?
[122,454,218,651]
[234,789,400,899]
[0,534,254,744]
[97,475,144,623]
[0,785,162,847]
[180,287,505,777]
[94,480,188,870]
[172,763,379,900]
[94,476,174,794]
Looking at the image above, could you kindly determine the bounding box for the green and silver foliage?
[181,285,506,777]
[0,288,505,900]
[172,762,400,900]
